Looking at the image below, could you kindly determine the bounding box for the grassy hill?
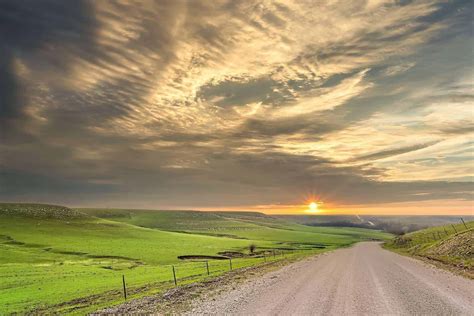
[1,204,391,314]
[1,205,259,314]
[0,203,88,219]
[81,208,391,246]
[384,221,473,278]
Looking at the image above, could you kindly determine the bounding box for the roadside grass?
[384,220,473,276]
[23,250,316,315]
[1,204,391,314]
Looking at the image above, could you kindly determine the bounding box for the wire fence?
[391,218,472,247]
[119,248,316,301]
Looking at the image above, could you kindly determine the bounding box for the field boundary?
[28,248,323,314]
[93,249,328,315]
[384,219,473,279]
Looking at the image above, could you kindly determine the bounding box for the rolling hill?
[81,208,391,246]
[385,220,473,278]
[1,203,391,314]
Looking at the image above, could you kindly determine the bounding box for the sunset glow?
[2,3,474,315]
[308,202,319,213]
[1,1,472,215]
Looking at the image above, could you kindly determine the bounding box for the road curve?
[188,242,474,315]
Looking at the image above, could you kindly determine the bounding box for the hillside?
[1,204,391,314]
[0,204,259,314]
[81,208,391,246]
[385,221,473,278]
[0,203,88,219]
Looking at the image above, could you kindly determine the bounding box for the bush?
[249,244,256,254]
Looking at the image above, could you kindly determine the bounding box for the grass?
[384,220,473,276]
[81,208,391,246]
[1,204,391,314]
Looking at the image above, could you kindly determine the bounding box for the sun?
[308,202,318,213]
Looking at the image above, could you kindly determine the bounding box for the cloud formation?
[1,0,473,213]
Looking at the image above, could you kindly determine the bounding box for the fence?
[392,218,472,247]
[119,248,316,301]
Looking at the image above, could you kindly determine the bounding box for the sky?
[0,0,473,215]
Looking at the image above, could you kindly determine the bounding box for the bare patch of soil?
[178,255,229,260]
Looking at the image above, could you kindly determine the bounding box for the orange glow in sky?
[308,202,318,213]
[199,199,473,215]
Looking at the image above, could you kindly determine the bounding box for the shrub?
[249,244,256,254]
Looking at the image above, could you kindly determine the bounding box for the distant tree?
[249,244,256,254]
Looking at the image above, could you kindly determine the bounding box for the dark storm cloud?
[0,1,96,50]
[0,0,473,211]
[0,56,21,118]
[0,0,96,118]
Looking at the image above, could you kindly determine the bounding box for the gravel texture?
[187,242,474,315]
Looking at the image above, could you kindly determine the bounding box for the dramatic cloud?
[0,0,472,214]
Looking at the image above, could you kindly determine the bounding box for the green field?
[81,209,390,246]
[384,220,473,275]
[1,204,391,314]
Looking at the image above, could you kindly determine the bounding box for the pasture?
[1,204,391,314]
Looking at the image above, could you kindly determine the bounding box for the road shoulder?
[93,252,325,315]
[383,243,474,280]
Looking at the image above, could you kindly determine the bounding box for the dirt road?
[188,242,474,315]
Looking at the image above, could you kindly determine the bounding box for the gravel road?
[187,242,474,315]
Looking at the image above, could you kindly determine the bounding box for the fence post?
[452,224,458,233]
[172,265,177,287]
[263,252,266,262]
[206,261,210,276]
[229,258,233,271]
[273,250,276,259]
[461,218,468,230]
[122,275,127,301]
